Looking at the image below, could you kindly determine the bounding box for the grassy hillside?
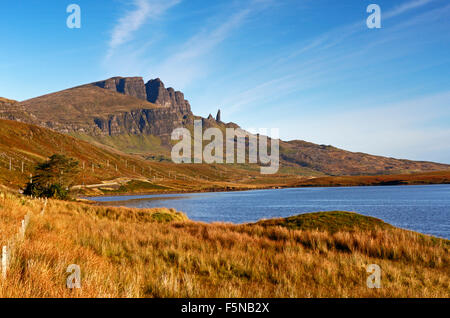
[0,118,154,189]
[0,118,308,193]
[1,117,449,196]
[73,132,170,158]
[280,140,450,175]
[0,189,448,297]
[20,85,158,123]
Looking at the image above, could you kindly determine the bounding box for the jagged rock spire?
[216,109,221,122]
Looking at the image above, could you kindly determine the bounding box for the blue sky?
[1,0,449,163]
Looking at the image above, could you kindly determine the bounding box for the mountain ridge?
[1,76,449,176]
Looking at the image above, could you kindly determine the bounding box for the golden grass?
[0,189,448,298]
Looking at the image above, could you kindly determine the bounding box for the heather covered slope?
[0,118,309,193]
[19,85,161,134]
[280,140,450,175]
[21,85,159,120]
[0,97,38,124]
[0,118,150,188]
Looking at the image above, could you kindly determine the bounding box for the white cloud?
[107,0,180,57]
[104,0,274,88]
[152,7,253,88]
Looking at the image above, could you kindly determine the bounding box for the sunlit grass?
[0,189,448,298]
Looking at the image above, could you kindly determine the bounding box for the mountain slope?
[0,117,150,188]
[0,118,308,192]
[0,97,39,124]
[279,140,449,175]
[2,77,448,176]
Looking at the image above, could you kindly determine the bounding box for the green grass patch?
[254,211,391,233]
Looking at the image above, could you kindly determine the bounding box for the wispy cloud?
[149,0,275,89]
[221,0,445,114]
[277,0,436,65]
[384,0,434,19]
[104,0,274,88]
[107,0,180,57]
[152,8,252,88]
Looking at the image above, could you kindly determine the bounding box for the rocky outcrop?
[216,109,221,122]
[89,77,192,115]
[91,77,147,101]
[92,107,192,138]
[145,78,191,113]
[85,77,194,138]
[0,98,38,124]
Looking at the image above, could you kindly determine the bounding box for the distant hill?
[0,77,448,176]
[278,139,449,175]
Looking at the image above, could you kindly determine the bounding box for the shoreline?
[78,179,450,200]
[80,183,450,240]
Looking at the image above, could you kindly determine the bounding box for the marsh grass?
[0,190,448,298]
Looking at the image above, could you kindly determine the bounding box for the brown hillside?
[0,118,309,193]
[1,77,448,176]
[280,140,450,175]
[20,86,159,130]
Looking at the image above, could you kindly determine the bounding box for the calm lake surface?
[89,184,450,239]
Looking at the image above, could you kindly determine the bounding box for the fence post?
[24,213,30,229]
[2,246,8,279]
[20,220,25,239]
[41,199,47,215]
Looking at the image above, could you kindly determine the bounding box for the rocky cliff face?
[88,77,193,138]
[89,77,192,115]
[92,107,192,138]
[91,77,147,101]
[145,78,192,113]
